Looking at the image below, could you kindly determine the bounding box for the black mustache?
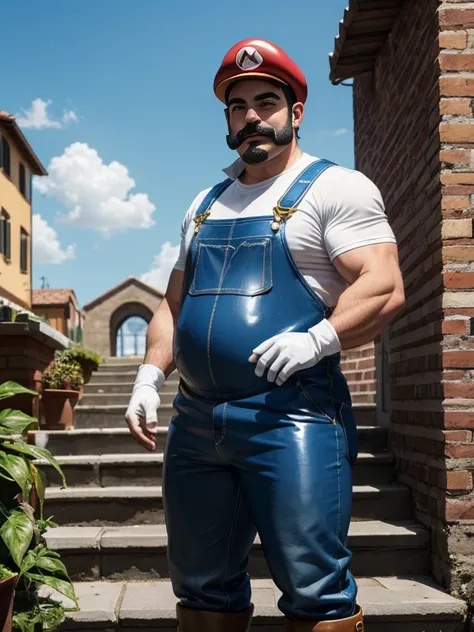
[226,123,276,150]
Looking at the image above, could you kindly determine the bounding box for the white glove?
[125,364,166,450]
[249,319,341,386]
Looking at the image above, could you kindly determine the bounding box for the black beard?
[226,112,294,165]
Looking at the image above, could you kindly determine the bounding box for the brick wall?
[340,343,376,406]
[352,0,474,600]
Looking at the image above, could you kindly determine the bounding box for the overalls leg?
[163,395,257,617]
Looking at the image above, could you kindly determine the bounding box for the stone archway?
[82,277,163,358]
[109,301,153,357]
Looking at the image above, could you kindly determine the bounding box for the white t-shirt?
[174,153,397,307]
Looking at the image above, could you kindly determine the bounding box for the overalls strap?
[194,179,233,218]
[277,159,335,211]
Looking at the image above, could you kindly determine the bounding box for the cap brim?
[215,72,288,103]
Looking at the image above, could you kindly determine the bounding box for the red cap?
[214,38,307,104]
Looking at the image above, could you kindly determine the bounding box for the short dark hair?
[225,78,301,140]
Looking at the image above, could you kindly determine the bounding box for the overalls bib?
[164,159,359,621]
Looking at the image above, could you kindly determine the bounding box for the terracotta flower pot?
[41,389,80,430]
[77,359,96,386]
[0,575,17,632]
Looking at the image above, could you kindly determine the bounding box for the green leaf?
[0,509,34,568]
[29,463,46,519]
[2,442,66,488]
[21,544,70,580]
[0,409,37,434]
[0,381,38,401]
[0,451,31,499]
[25,572,78,606]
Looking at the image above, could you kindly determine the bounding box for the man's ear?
[292,103,304,129]
[224,107,229,122]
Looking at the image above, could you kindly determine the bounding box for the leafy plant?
[41,351,83,391]
[0,381,78,631]
[67,346,103,372]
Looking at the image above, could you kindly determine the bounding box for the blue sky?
[4,0,353,307]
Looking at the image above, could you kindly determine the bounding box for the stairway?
[30,356,467,631]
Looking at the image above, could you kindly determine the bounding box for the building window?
[0,210,11,262]
[1,137,10,177]
[19,163,26,196]
[20,228,28,274]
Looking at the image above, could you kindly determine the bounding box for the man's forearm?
[328,271,405,350]
[143,297,177,377]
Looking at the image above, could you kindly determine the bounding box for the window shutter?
[5,217,11,260]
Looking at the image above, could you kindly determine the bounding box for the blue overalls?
[163,159,359,622]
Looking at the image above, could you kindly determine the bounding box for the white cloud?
[323,128,348,137]
[141,242,180,292]
[16,98,78,130]
[34,143,156,233]
[32,214,76,264]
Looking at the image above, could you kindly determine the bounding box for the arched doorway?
[116,316,148,357]
[109,301,153,358]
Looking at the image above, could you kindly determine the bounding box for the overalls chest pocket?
[189,236,273,296]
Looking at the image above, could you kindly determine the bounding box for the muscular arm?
[329,242,405,349]
[143,268,184,376]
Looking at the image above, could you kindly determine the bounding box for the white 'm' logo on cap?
[236,46,263,71]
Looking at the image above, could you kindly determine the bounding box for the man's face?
[225,79,298,165]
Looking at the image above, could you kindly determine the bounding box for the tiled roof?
[32,289,75,306]
[0,110,47,176]
[329,0,407,84]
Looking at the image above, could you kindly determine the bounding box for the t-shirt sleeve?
[323,170,397,262]
[173,188,211,271]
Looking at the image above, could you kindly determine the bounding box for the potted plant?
[41,351,84,430]
[67,347,103,388]
[0,380,78,631]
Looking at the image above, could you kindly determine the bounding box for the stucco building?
[0,110,47,311]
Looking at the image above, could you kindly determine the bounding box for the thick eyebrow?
[227,92,281,108]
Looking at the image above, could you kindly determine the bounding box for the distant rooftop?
[32,289,76,306]
[329,0,407,85]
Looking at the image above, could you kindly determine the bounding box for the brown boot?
[286,606,364,632]
[177,603,254,631]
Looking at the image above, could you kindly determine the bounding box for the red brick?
[446,471,472,492]
[440,8,474,29]
[444,271,474,288]
[441,171,474,185]
[443,185,474,195]
[445,411,474,429]
[446,497,474,520]
[443,246,474,261]
[444,430,472,443]
[443,351,474,368]
[445,444,474,458]
[440,75,474,97]
[443,370,468,379]
[442,320,469,334]
[439,31,468,50]
[440,97,472,116]
[441,196,471,210]
[444,383,474,399]
[440,149,470,166]
[440,53,474,71]
[440,122,474,142]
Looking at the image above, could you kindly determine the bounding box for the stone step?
[85,380,178,396]
[80,391,176,407]
[43,577,466,631]
[44,484,413,526]
[89,371,142,385]
[37,451,395,488]
[30,425,389,457]
[44,521,429,582]
[72,404,380,433]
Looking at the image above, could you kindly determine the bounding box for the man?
[125,39,404,632]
